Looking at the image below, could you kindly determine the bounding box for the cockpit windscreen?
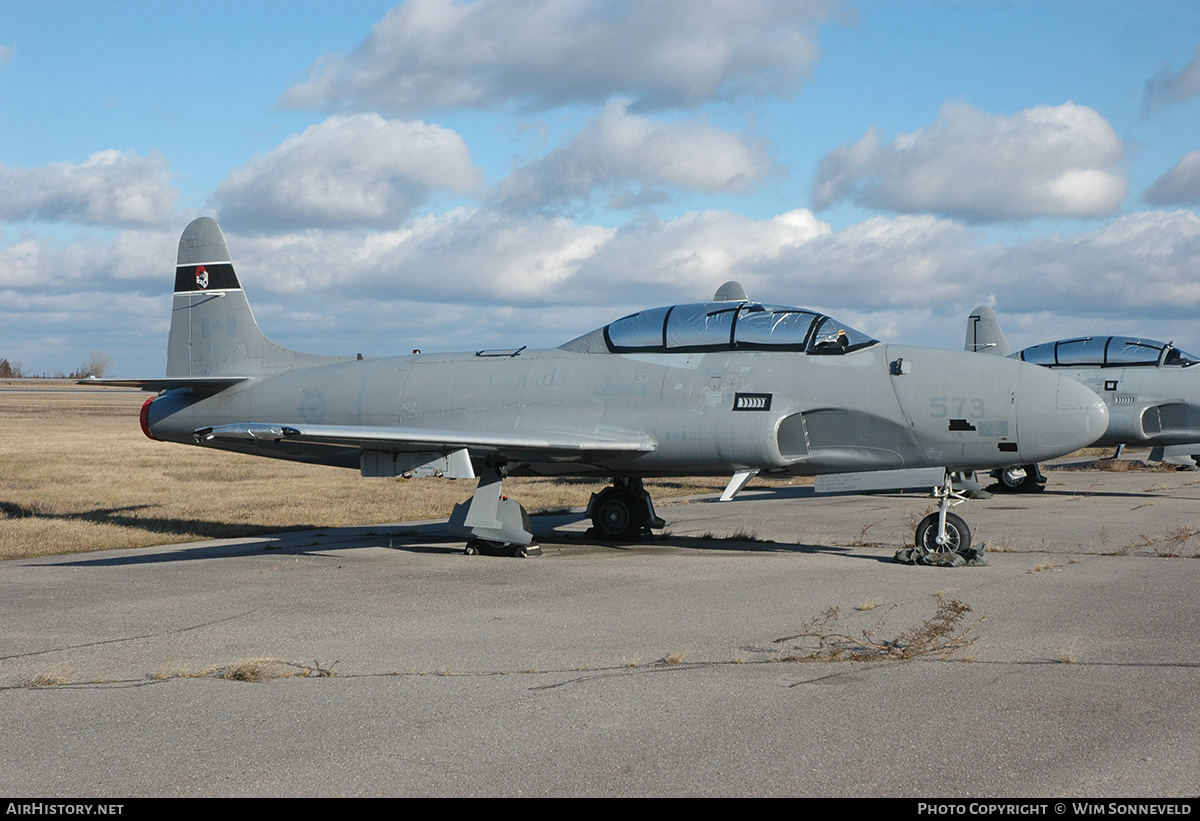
[605,301,877,354]
[1017,336,1199,368]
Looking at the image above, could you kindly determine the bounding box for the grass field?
[0,382,790,560]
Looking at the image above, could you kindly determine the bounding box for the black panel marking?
[733,392,772,411]
[175,263,239,292]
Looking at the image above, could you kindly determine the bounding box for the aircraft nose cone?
[1016,366,1108,462]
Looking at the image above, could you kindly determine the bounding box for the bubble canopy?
[602,301,878,355]
[1016,336,1200,368]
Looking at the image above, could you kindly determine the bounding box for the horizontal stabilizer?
[80,376,249,394]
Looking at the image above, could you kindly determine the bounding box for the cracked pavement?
[2,466,1199,796]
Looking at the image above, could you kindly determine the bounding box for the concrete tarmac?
[1,464,1198,797]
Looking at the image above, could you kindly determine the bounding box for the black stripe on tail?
[174,263,240,293]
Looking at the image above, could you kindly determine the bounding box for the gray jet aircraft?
[966,305,1200,490]
[91,218,1109,558]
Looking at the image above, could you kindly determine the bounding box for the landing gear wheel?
[592,489,639,541]
[914,512,972,556]
[996,465,1045,493]
[465,539,513,557]
[1000,467,1027,490]
[464,539,540,558]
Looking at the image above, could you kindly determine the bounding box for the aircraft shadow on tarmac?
[40,519,467,567]
[27,471,1183,570]
[733,481,1184,504]
[0,500,337,545]
[41,507,874,567]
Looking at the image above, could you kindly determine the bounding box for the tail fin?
[964,305,1012,357]
[167,217,336,377]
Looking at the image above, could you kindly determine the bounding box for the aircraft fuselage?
[146,340,1104,479]
[1035,366,1200,448]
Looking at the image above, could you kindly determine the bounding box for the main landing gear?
[990,463,1047,493]
[449,467,667,555]
[586,477,665,541]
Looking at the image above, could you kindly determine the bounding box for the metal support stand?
[448,462,536,552]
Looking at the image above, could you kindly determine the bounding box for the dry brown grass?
[0,384,791,559]
[1058,639,1081,664]
[1118,526,1200,558]
[218,657,294,682]
[151,657,339,682]
[22,667,77,687]
[772,593,984,662]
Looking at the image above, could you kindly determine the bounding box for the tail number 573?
[930,396,985,419]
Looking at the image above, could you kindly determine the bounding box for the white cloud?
[1145,150,1200,206]
[0,150,177,226]
[989,210,1200,318]
[570,208,832,306]
[0,228,175,290]
[168,207,833,316]
[811,102,1127,221]
[6,206,1200,376]
[213,114,483,231]
[280,0,835,114]
[0,45,12,66]
[226,207,615,303]
[491,101,777,210]
[1143,43,1200,113]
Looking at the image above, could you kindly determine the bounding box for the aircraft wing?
[194,422,658,460]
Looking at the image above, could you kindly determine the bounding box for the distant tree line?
[0,350,113,379]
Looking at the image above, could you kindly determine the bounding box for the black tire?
[999,468,1027,490]
[592,488,640,540]
[997,465,1045,493]
[914,512,972,556]
[465,539,512,557]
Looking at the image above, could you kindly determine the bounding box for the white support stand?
[719,469,759,502]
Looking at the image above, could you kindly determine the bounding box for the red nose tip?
[140,396,156,440]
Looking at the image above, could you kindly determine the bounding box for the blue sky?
[2,0,1200,376]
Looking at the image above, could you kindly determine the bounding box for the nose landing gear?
[898,472,987,566]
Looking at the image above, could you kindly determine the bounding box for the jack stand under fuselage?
[448,462,540,556]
